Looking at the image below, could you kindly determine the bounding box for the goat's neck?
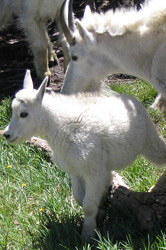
[36,95,71,152]
[95,32,152,82]
[36,99,60,141]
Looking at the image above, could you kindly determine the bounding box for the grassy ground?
[0,80,166,249]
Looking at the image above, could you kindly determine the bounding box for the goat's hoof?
[96,208,106,226]
[44,70,51,77]
[81,228,96,241]
[37,71,51,81]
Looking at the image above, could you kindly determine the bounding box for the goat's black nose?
[4,133,10,140]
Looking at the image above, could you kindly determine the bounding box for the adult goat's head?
[61,0,102,94]
[4,70,48,144]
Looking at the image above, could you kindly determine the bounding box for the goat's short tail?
[0,0,14,31]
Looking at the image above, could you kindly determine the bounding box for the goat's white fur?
[62,0,166,116]
[0,0,70,78]
[4,70,166,238]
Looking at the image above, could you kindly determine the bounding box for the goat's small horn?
[60,0,75,46]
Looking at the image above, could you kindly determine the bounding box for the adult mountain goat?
[4,70,166,239]
[61,0,166,117]
[0,0,70,79]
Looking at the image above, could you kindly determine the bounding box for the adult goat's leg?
[33,21,52,79]
[47,25,58,65]
[21,17,51,79]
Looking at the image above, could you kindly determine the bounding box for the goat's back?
[44,93,152,172]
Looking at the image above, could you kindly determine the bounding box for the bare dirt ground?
[0,0,144,100]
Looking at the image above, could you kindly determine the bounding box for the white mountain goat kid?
[0,0,70,78]
[61,0,166,117]
[4,70,166,239]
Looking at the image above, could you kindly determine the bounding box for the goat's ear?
[75,19,96,45]
[36,76,48,102]
[23,69,33,89]
[84,5,92,19]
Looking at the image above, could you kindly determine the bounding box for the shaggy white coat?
[62,0,166,116]
[4,70,166,239]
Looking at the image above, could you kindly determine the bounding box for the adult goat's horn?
[60,0,75,46]
[68,0,75,31]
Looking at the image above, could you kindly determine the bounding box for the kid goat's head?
[4,70,48,144]
[60,0,100,94]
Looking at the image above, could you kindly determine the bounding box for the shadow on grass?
[34,212,84,250]
[100,204,166,249]
[33,203,166,250]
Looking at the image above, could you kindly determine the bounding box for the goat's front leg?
[33,48,51,79]
[48,40,58,65]
[20,16,51,79]
[81,172,111,239]
[70,175,85,206]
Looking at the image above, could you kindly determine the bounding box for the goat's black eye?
[20,112,28,118]
[72,56,78,61]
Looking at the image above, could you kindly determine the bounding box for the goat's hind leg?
[143,114,166,166]
[151,42,166,119]
[151,93,166,119]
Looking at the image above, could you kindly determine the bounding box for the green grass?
[0,80,166,249]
